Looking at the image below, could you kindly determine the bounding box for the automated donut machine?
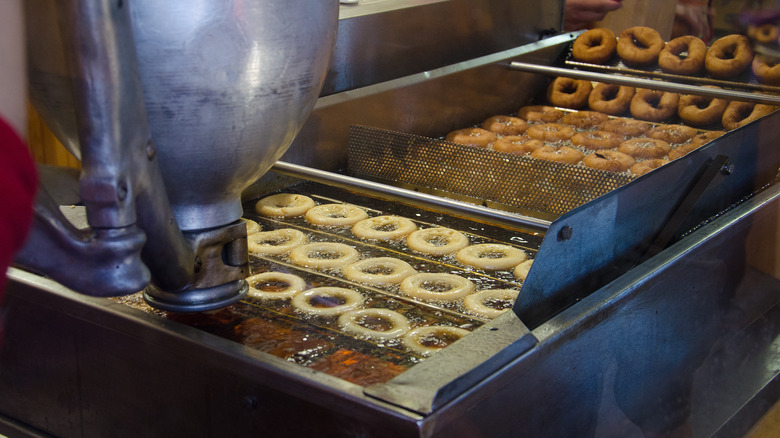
[3,0,780,437]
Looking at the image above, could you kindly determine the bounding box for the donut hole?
[630,36,651,50]
[420,280,459,294]
[360,264,396,276]
[644,94,663,109]
[373,223,400,233]
[417,330,463,348]
[306,249,346,260]
[252,279,292,293]
[355,315,395,332]
[263,236,294,247]
[602,87,620,101]
[477,250,510,260]
[483,297,514,312]
[560,82,580,95]
[308,295,348,308]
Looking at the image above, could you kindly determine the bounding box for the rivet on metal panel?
[146,139,156,160]
[558,226,573,241]
[240,395,258,411]
[720,161,735,176]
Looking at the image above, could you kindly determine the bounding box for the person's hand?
[564,0,624,31]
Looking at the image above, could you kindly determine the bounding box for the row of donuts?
[244,271,470,357]
[547,77,777,129]
[572,27,779,84]
[443,106,725,175]
[251,193,534,279]
[246,193,533,317]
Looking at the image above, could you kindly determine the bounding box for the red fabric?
[0,117,37,298]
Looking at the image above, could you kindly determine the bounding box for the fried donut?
[246,272,306,300]
[630,159,669,176]
[402,326,470,356]
[618,137,672,159]
[752,56,780,85]
[456,243,528,271]
[406,227,470,256]
[688,130,725,147]
[527,123,576,142]
[445,127,497,148]
[399,273,476,302]
[747,24,779,44]
[352,215,417,241]
[343,257,416,286]
[289,242,360,269]
[291,287,364,316]
[571,130,623,150]
[531,146,585,165]
[560,110,609,128]
[338,308,411,340]
[722,102,776,130]
[547,77,593,109]
[588,83,635,115]
[582,150,636,172]
[463,289,520,319]
[305,203,369,227]
[617,26,665,66]
[668,142,704,160]
[630,89,679,122]
[572,28,617,64]
[516,105,563,122]
[248,228,308,255]
[646,124,698,144]
[677,88,728,127]
[658,35,706,75]
[513,259,534,282]
[255,193,315,217]
[243,218,261,235]
[598,118,651,137]
[491,136,544,155]
[705,34,753,79]
[482,115,528,135]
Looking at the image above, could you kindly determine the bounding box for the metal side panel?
[327,0,563,95]
[517,110,780,326]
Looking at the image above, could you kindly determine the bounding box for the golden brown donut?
[668,142,704,160]
[571,130,623,150]
[516,105,563,122]
[747,24,779,44]
[445,127,497,148]
[560,110,609,128]
[646,124,698,144]
[688,130,725,147]
[752,56,780,85]
[588,83,635,115]
[722,102,777,130]
[526,123,576,142]
[705,34,754,79]
[617,26,665,66]
[491,136,544,155]
[531,146,585,165]
[598,118,651,137]
[677,87,729,127]
[582,150,636,172]
[630,159,669,176]
[546,77,593,109]
[658,35,706,75]
[572,28,618,64]
[618,137,672,159]
[630,89,679,122]
[482,115,529,135]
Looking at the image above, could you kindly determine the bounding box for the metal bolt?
[116,181,128,202]
[146,140,156,160]
[721,162,735,175]
[240,395,258,411]
[558,225,573,241]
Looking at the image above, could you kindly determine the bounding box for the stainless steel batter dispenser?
[17,0,339,311]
